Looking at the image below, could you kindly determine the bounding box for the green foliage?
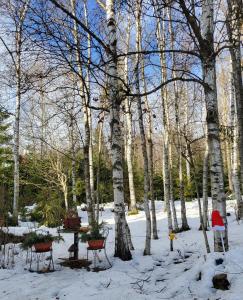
[35,188,65,227]
[0,110,13,214]
[0,110,12,184]
[80,221,106,242]
[29,209,43,223]
[153,174,164,199]
[21,231,63,250]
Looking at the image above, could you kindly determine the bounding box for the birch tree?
[106,0,132,260]
[0,0,30,223]
[70,0,94,224]
[226,0,243,190]
[135,0,152,255]
[124,15,137,213]
[168,7,190,231]
[178,0,228,251]
[230,76,242,219]
[155,6,177,233]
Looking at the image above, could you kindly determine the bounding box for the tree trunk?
[226,0,243,191]
[106,0,132,260]
[202,137,209,229]
[124,17,137,212]
[168,6,189,231]
[71,0,94,224]
[141,52,158,239]
[201,1,228,252]
[230,76,242,219]
[156,9,175,234]
[13,48,21,223]
[179,0,228,252]
[135,0,151,255]
[96,114,104,223]
[84,0,95,208]
[169,144,179,231]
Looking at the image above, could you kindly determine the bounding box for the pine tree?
[0,110,12,214]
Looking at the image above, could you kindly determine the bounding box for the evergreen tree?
[0,109,12,214]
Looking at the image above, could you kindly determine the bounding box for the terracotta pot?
[88,239,104,249]
[63,217,81,230]
[34,241,52,252]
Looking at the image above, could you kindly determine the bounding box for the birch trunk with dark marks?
[230,76,242,219]
[71,0,94,224]
[179,0,228,252]
[106,0,132,260]
[135,0,151,255]
[141,44,158,239]
[226,0,243,191]
[13,0,30,223]
[169,144,179,230]
[202,136,209,230]
[185,89,191,184]
[70,111,77,204]
[156,9,175,233]
[95,114,104,223]
[84,0,95,206]
[124,17,137,213]
[40,79,46,159]
[168,6,189,231]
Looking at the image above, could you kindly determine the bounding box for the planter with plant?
[63,209,81,230]
[80,222,106,249]
[21,231,63,252]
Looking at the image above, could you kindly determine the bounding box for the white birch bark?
[202,135,209,229]
[95,115,104,223]
[124,16,137,212]
[156,9,175,233]
[140,32,158,239]
[201,0,228,251]
[178,0,228,251]
[226,0,243,191]
[70,109,77,204]
[13,0,30,223]
[84,0,95,207]
[135,0,151,255]
[168,7,189,231]
[230,76,242,219]
[70,0,94,224]
[106,0,132,260]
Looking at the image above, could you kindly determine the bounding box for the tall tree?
[0,0,30,222]
[106,0,132,260]
[226,0,243,190]
[135,0,152,255]
[178,0,228,251]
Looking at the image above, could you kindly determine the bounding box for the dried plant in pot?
[80,222,106,249]
[63,209,81,230]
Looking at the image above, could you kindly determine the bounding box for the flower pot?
[63,217,81,230]
[34,241,52,252]
[88,239,104,249]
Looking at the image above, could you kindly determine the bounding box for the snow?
[1,199,243,300]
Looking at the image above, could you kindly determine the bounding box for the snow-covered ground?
[1,199,243,300]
